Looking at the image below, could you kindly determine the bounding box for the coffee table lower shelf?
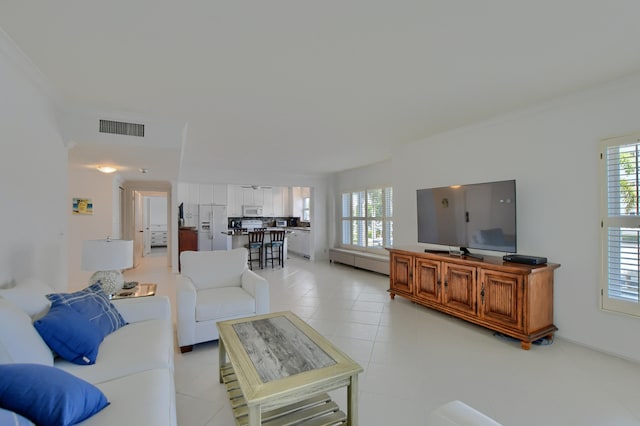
[221,363,347,426]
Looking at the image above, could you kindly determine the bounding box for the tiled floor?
[125,253,640,426]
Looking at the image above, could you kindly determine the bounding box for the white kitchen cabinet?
[198,184,214,205]
[283,187,291,216]
[298,229,311,257]
[287,231,299,253]
[253,188,264,206]
[242,187,253,205]
[288,229,310,258]
[213,184,227,205]
[272,187,283,217]
[263,189,274,216]
[242,187,265,206]
[178,183,200,227]
[227,185,244,216]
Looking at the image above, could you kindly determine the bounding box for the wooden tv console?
[387,247,560,350]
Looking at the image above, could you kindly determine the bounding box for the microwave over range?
[242,205,263,217]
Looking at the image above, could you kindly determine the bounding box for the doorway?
[122,182,172,269]
[143,194,168,257]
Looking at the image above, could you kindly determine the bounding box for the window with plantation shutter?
[341,187,393,252]
[601,134,640,317]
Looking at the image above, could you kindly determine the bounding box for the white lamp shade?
[82,239,134,271]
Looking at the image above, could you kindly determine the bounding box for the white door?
[143,197,151,255]
[133,191,144,267]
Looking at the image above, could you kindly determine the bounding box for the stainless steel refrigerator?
[198,205,231,250]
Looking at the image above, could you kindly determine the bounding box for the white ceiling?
[2,1,640,182]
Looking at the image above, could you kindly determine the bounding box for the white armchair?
[177,248,270,353]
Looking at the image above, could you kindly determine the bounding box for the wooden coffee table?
[217,311,363,426]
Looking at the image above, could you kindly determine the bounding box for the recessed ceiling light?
[139,168,150,174]
[97,166,117,173]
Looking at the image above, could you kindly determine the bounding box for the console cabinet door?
[415,258,441,303]
[479,269,523,331]
[442,262,477,316]
[390,253,413,296]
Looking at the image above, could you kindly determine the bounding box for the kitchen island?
[222,228,291,265]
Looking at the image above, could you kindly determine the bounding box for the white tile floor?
[125,252,640,426]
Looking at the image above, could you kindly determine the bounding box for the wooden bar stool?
[265,230,286,268]
[245,230,265,270]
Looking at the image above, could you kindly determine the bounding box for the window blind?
[601,136,640,316]
[341,187,393,253]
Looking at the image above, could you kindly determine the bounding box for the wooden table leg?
[248,404,261,426]
[218,338,226,383]
[347,374,359,426]
[520,341,531,350]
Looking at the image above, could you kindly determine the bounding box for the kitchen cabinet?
[263,189,274,216]
[388,247,559,350]
[178,183,200,227]
[283,187,291,216]
[196,183,227,206]
[213,184,227,205]
[272,187,283,217]
[288,229,310,258]
[242,187,264,206]
[198,184,214,205]
[228,185,244,216]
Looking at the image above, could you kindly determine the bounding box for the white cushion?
[195,287,256,322]
[0,298,53,366]
[181,249,247,290]
[78,369,176,426]
[56,319,173,384]
[0,278,54,320]
[111,296,171,323]
[426,400,502,426]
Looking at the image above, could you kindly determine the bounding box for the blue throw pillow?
[46,283,127,338]
[0,408,35,426]
[0,364,110,426]
[34,302,104,365]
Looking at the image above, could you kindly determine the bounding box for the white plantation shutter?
[341,187,393,252]
[341,193,351,245]
[601,135,640,316]
[384,188,393,247]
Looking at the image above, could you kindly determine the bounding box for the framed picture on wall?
[72,197,93,215]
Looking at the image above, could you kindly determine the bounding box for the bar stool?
[245,230,264,270]
[265,230,286,268]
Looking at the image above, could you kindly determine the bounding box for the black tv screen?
[417,179,516,253]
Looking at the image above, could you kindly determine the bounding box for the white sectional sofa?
[0,279,176,426]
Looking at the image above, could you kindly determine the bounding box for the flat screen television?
[417,179,517,254]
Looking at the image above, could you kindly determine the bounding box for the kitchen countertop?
[223,228,294,236]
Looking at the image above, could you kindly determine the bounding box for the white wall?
[148,196,167,228]
[67,167,118,290]
[332,160,392,248]
[392,73,640,363]
[0,33,68,291]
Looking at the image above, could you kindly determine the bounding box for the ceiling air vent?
[99,119,145,137]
